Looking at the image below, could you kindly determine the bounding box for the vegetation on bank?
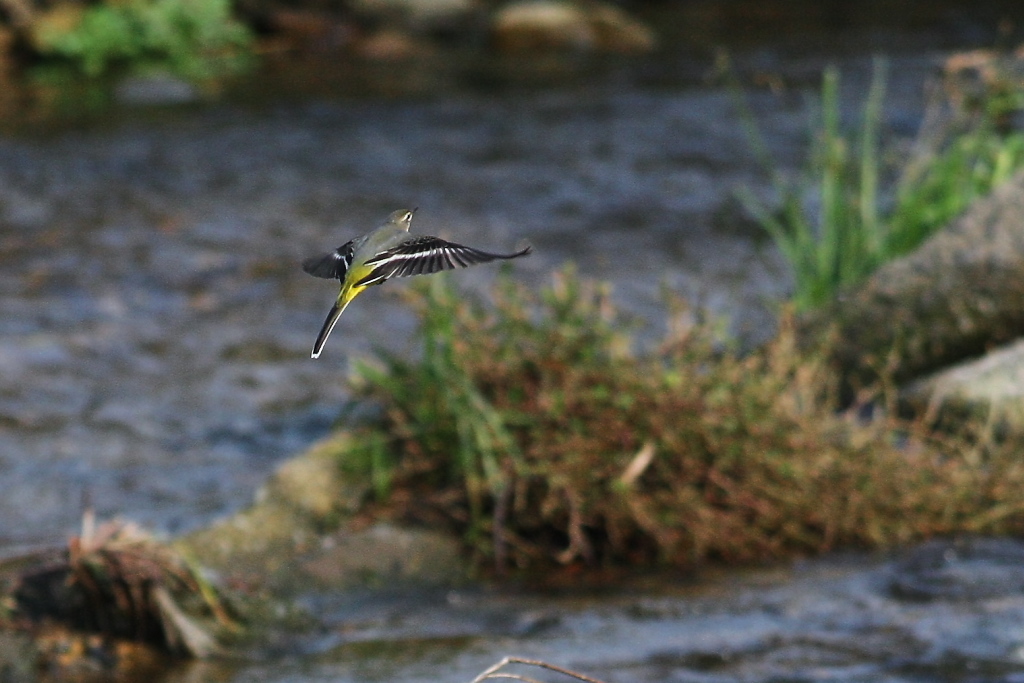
[736,58,1024,311]
[330,268,1024,573]
[29,0,253,79]
[11,0,253,80]
[1,0,655,81]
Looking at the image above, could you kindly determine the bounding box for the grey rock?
[115,73,201,106]
[492,0,655,53]
[906,338,1024,431]
[799,170,1024,387]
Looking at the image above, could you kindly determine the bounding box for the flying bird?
[302,208,532,358]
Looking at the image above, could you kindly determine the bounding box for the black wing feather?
[355,236,531,287]
[367,236,530,279]
[303,241,356,281]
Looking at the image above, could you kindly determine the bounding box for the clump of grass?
[734,58,1024,311]
[735,60,888,311]
[886,119,1024,255]
[31,0,253,79]
[344,268,1024,572]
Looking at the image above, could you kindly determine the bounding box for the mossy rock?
[178,431,467,596]
[799,170,1024,388]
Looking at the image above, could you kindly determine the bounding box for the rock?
[179,432,365,587]
[492,0,655,54]
[348,0,476,30]
[588,2,657,54]
[115,73,201,106]
[905,338,1024,432]
[889,537,1024,602]
[798,170,1024,388]
[355,28,425,60]
[265,9,358,52]
[493,1,592,51]
[258,432,360,519]
[302,523,465,587]
[178,431,468,594]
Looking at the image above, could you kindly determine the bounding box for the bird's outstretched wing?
[302,240,356,281]
[355,236,532,287]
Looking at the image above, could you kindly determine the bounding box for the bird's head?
[388,208,417,230]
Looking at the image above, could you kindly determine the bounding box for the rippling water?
[165,538,1024,682]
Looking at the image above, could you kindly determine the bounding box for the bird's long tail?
[311,293,355,359]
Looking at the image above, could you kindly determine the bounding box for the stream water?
[174,538,1024,682]
[3,2,1024,680]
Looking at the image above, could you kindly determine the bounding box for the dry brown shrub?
[347,268,1024,572]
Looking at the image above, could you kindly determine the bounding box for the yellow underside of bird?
[310,279,370,359]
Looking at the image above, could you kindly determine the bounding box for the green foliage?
[34,0,253,79]
[888,123,1024,255]
[349,276,524,544]
[348,269,629,558]
[735,59,1024,311]
[736,62,887,311]
[343,268,1024,572]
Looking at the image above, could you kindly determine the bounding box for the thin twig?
[619,441,655,487]
[479,673,546,683]
[555,489,593,565]
[472,657,512,683]
[471,657,610,683]
[493,467,514,575]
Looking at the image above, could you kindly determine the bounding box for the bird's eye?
[404,212,414,221]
